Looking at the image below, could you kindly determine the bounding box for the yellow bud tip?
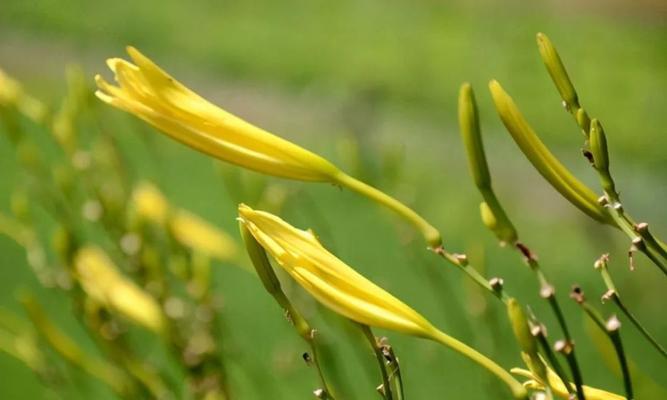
[536,32,547,44]
[488,79,503,96]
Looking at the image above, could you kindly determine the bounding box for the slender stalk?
[606,205,667,276]
[429,330,528,399]
[555,340,585,400]
[607,317,633,400]
[611,295,667,359]
[571,287,633,399]
[513,243,585,397]
[384,344,404,400]
[359,325,393,400]
[531,324,574,396]
[434,249,509,304]
[333,172,442,249]
[594,255,667,358]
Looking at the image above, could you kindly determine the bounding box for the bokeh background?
[1,0,666,398]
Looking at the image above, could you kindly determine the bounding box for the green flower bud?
[458,83,490,189]
[589,119,608,173]
[536,33,579,111]
[488,80,612,225]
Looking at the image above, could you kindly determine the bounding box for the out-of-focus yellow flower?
[95,47,339,182]
[238,204,527,399]
[74,246,165,334]
[0,69,48,122]
[131,182,237,261]
[95,48,442,249]
[512,366,625,400]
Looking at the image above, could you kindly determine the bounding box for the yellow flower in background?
[238,204,527,399]
[0,68,48,122]
[95,47,340,182]
[131,182,237,261]
[512,366,625,400]
[74,246,165,334]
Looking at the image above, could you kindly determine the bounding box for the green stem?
[429,330,527,399]
[606,205,667,276]
[360,325,392,400]
[595,258,667,358]
[385,345,404,400]
[533,326,573,396]
[558,342,585,400]
[612,295,667,359]
[575,299,633,400]
[333,172,442,249]
[435,250,509,304]
[608,322,633,400]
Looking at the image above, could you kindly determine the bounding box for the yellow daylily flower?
[131,182,237,261]
[95,48,442,248]
[512,366,625,400]
[74,246,165,334]
[238,204,527,399]
[95,47,339,182]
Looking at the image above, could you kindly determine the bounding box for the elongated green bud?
[480,202,498,232]
[458,83,490,189]
[239,221,283,298]
[590,119,618,201]
[589,119,608,172]
[459,83,517,245]
[507,298,536,355]
[536,33,579,111]
[507,298,547,383]
[480,194,518,245]
[488,80,612,225]
[575,108,591,136]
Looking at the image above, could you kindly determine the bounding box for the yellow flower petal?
[512,366,625,400]
[238,204,436,337]
[96,48,340,182]
[239,204,527,398]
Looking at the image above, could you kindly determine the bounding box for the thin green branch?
[570,286,633,399]
[359,325,393,400]
[555,339,585,400]
[384,343,404,400]
[530,323,573,396]
[594,255,667,358]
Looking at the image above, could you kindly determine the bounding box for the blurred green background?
[1,0,665,398]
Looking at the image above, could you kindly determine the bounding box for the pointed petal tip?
[94,90,112,103]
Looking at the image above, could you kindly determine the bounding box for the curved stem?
[435,249,509,304]
[333,172,442,249]
[596,256,667,358]
[429,329,527,399]
[612,295,667,359]
[607,206,667,276]
[360,325,392,400]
